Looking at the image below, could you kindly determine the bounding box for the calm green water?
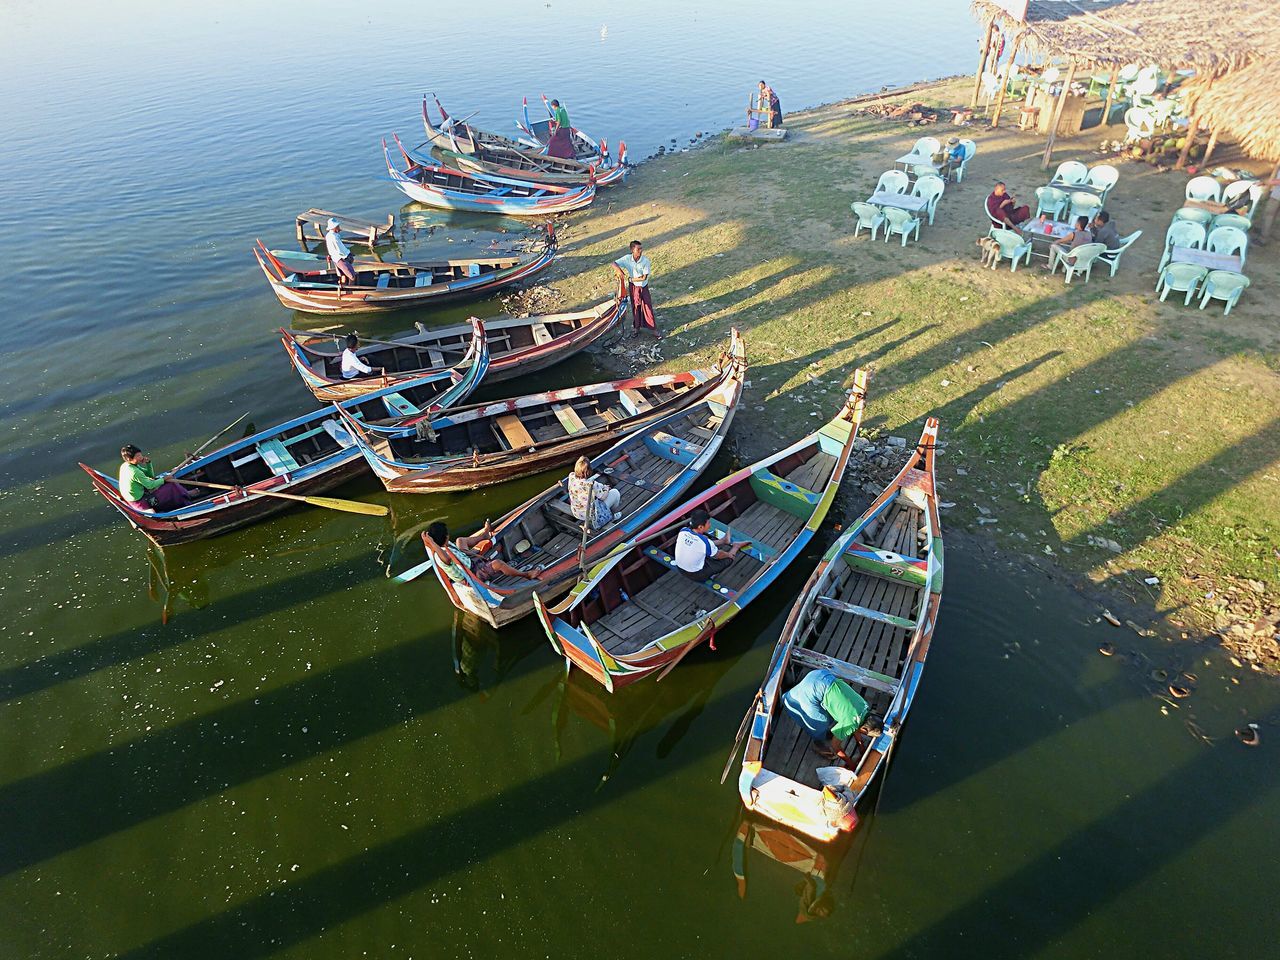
[2,3,1277,958]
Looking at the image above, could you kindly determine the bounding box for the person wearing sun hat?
[938,136,967,182]
[324,217,357,289]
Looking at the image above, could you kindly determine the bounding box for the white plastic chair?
[1157,262,1207,304]
[1034,186,1068,220]
[1086,164,1119,202]
[1097,230,1142,278]
[1124,107,1157,142]
[1171,206,1213,227]
[1052,161,1089,185]
[1185,176,1222,203]
[980,71,1002,108]
[986,228,1032,272]
[1198,270,1250,315]
[911,163,940,179]
[1158,220,1206,271]
[912,136,941,157]
[1068,192,1102,223]
[876,170,910,195]
[882,207,921,246]
[911,175,945,225]
[850,202,885,241]
[1222,179,1263,220]
[1052,242,1106,284]
[1206,225,1248,268]
[955,140,976,183]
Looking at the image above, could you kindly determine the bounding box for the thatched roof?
[1184,61,1280,162]
[970,0,1274,75]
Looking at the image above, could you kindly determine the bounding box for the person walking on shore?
[613,240,660,338]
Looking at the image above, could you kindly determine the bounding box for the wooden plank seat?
[843,542,929,586]
[257,439,302,475]
[495,414,535,450]
[788,647,900,696]
[816,595,917,631]
[620,388,653,415]
[553,403,588,435]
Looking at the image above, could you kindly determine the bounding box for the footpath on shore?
[526,77,1279,672]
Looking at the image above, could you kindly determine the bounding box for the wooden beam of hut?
[1041,59,1079,170]
[1101,65,1120,127]
[971,19,997,108]
[990,32,1026,128]
[1203,129,1220,165]
[1176,115,1201,169]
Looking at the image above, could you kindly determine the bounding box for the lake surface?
[2,2,1278,958]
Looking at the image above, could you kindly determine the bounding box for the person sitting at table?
[1049,215,1093,272]
[986,181,1030,228]
[1090,210,1121,250]
[937,137,966,183]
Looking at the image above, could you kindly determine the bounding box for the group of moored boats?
[83,88,945,847]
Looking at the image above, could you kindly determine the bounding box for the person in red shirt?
[986,181,1031,227]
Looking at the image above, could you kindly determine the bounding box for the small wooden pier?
[295,209,395,250]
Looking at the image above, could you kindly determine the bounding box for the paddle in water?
[180,479,388,517]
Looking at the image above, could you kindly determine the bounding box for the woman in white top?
[567,456,621,529]
[340,334,384,381]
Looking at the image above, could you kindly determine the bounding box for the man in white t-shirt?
[612,239,660,339]
[340,334,384,380]
[673,507,750,582]
[325,218,358,288]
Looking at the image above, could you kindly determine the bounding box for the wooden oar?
[284,328,470,355]
[180,479,388,517]
[175,412,250,469]
[720,691,761,783]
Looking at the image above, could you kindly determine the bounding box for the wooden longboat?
[78,324,488,548]
[421,98,626,187]
[535,372,871,693]
[737,420,942,843]
[336,351,732,494]
[253,227,555,316]
[516,95,615,166]
[420,330,747,629]
[384,136,595,216]
[280,286,625,403]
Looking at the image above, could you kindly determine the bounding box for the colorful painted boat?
[336,350,733,494]
[79,323,488,547]
[420,330,747,629]
[280,285,624,403]
[421,97,626,187]
[535,372,870,692]
[384,135,595,216]
[736,419,942,843]
[516,95,616,167]
[253,227,555,315]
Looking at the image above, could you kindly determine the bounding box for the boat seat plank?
[256,439,301,476]
[496,414,535,450]
[553,403,588,435]
[817,596,916,631]
[788,647,901,695]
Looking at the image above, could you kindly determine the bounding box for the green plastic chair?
[1198,270,1250,315]
[911,163,939,179]
[850,202,885,241]
[1086,164,1119,203]
[1068,192,1102,223]
[1206,225,1248,268]
[1157,262,1208,304]
[911,175,946,225]
[882,207,921,247]
[987,227,1032,272]
[912,136,941,157]
[876,170,910,195]
[1051,160,1089,186]
[1052,242,1106,284]
[1035,186,1068,220]
[1171,206,1213,227]
[1210,212,1251,232]
[1158,220,1206,272]
[1096,230,1142,277]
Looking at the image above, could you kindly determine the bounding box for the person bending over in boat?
[986,181,1030,228]
[612,240,661,339]
[674,508,750,582]
[324,218,357,291]
[567,456,622,528]
[782,668,883,764]
[547,99,575,159]
[426,521,545,583]
[119,444,195,512]
[340,335,385,380]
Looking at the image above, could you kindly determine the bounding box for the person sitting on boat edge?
[567,456,621,529]
[612,240,661,339]
[118,444,195,512]
[340,335,385,381]
[782,668,884,764]
[673,507,750,582]
[324,218,357,290]
[986,181,1030,228]
[426,521,545,583]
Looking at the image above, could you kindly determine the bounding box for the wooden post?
[1041,59,1078,169]
[970,20,997,108]
[1202,128,1219,165]
[1175,115,1200,169]
[990,32,1025,128]
[1100,65,1120,127]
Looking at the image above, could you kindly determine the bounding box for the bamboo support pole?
[1202,128,1219,165]
[990,33,1025,128]
[1175,115,1200,169]
[970,20,997,108]
[1101,65,1120,127]
[1041,59,1078,170]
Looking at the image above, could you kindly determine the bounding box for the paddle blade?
[301,495,389,517]
[720,693,760,784]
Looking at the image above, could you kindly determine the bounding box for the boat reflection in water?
[731,812,859,923]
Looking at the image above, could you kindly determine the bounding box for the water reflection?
[731,813,857,923]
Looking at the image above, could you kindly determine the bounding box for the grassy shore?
[540,77,1279,670]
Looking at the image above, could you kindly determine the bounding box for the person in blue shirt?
[783,668,884,763]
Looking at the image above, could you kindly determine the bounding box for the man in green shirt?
[546,98,575,159]
[781,668,883,763]
[118,444,195,511]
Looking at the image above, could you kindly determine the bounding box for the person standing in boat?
[547,99,575,159]
[324,218,357,290]
[340,335,384,380]
[567,456,622,528]
[612,240,661,338]
[782,668,883,763]
[758,81,783,128]
[118,444,195,512]
[673,508,750,582]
